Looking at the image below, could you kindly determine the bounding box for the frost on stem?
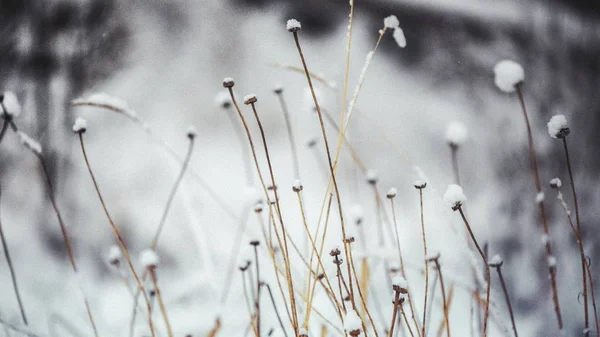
[286,19,301,32]
[72,117,87,133]
[292,179,303,192]
[536,192,545,204]
[493,60,524,93]
[140,250,159,269]
[393,28,407,48]
[386,187,397,199]
[1,91,22,117]
[215,91,231,109]
[343,310,362,336]
[18,131,42,155]
[489,254,503,268]
[72,92,137,119]
[445,121,468,148]
[547,114,570,139]
[549,178,563,189]
[443,184,466,211]
[186,125,198,140]
[243,94,257,105]
[384,15,400,29]
[548,256,557,268]
[108,245,122,266]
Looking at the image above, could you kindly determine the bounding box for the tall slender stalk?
[388,292,402,337]
[415,185,429,337]
[78,133,155,337]
[265,283,290,337]
[430,257,450,337]
[0,178,28,326]
[148,267,173,337]
[456,207,490,337]
[490,261,518,337]
[515,84,563,329]
[585,261,600,337]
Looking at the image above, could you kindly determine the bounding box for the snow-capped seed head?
[536,192,545,204]
[343,310,362,336]
[386,187,397,199]
[393,28,407,48]
[108,245,122,266]
[243,94,257,105]
[253,202,263,213]
[445,121,468,147]
[140,249,159,269]
[443,184,466,211]
[249,240,260,247]
[488,254,503,268]
[292,179,303,192]
[299,328,309,337]
[18,131,42,155]
[548,256,557,268]
[366,169,379,185]
[2,91,21,117]
[384,15,400,29]
[549,178,562,189]
[392,275,408,293]
[187,125,198,140]
[239,260,251,271]
[286,19,301,32]
[541,234,550,245]
[273,83,283,94]
[72,117,87,133]
[222,77,235,88]
[351,204,364,224]
[425,251,441,262]
[493,60,524,93]
[547,114,570,139]
[215,91,231,109]
[414,180,427,189]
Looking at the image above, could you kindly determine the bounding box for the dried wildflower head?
[488,254,503,268]
[243,94,257,105]
[249,240,260,247]
[547,114,570,139]
[286,19,301,32]
[386,187,397,199]
[443,184,466,211]
[493,60,524,93]
[392,275,408,294]
[187,125,198,140]
[292,179,303,192]
[140,249,159,269]
[222,77,235,88]
[549,178,562,189]
[72,117,87,133]
[413,180,427,189]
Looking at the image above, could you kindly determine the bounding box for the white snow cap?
[286,19,301,32]
[298,328,309,336]
[443,184,467,209]
[536,192,545,203]
[72,93,137,118]
[393,28,407,48]
[243,94,257,104]
[387,187,397,198]
[366,169,378,183]
[445,121,468,146]
[489,254,503,266]
[493,60,524,93]
[384,15,400,29]
[549,178,562,188]
[547,114,569,138]
[140,249,159,268]
[343,310,362,333]
[243,185,262,204]
[108,245,122,263]
[414,180,427,189]
[72,117,87,133]
[2,91,21,117]
[392,275,408,290]
[293,179,302,190]
[187,125,198,139]
[215,91,231,109]
[18,131,42,155]
[541,234,550,245]
[548,256,557,268]
[351,204,364,222]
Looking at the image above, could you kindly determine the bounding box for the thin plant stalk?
[242,269,259,337]
[291,30,357,310]
[515,84,563,329]
[562,136,588,330]
[492,265,518,337]
[265,283,290,337]
[78,133,155,337]
[400,306,416,337]
[253,244,262,337]
[457,207,490,337]
[417,188,429,337]
[432,258,451,337]
[388,292,402,337]
[0,178,28,326]
[585,261,600,337]
[348,244,379,337]
[274,90,301,181]
[148,268,173,337]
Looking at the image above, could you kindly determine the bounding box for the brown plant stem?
[149,268,173,337]
[291,30,355,310]
[388,292,401,337]
[457,207,490,337]
[78,133,155,337]
[432,258,451,337]
[400,306,416,337]
[562,137,588,330]
[253,244,262,337]
[515,84,563,329]
[493,265,518,337]
[265,283,290,337]
[585,261,599,337]
[0,178,28,326]
[417,188,429,337]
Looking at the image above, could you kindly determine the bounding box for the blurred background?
[0,0,599,336]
